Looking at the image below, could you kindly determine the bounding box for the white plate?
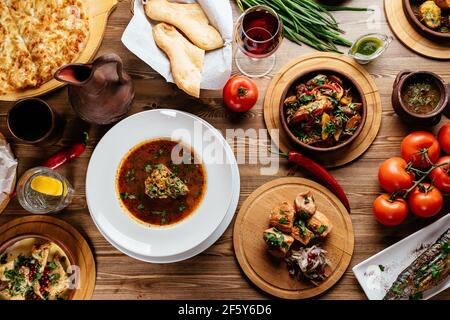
[87,109,235,258]
[353,214,450,300]
[94,154,240,263]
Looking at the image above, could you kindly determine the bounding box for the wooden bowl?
[392,70,449,126]
[279,68,367,153]
[0,234,76,300]
[403,0,450,41]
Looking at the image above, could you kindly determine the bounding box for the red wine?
[241,9,281,58]
[8,100,53,142]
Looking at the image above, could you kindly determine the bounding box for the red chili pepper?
[310,84,336,95]
[41,132,89,169]
[279,150,351,212]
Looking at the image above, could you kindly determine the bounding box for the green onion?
[236,0,372,52]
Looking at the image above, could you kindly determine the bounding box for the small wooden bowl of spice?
[392,70,449,126]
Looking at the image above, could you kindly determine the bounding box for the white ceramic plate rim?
[352,213,450,300]
[93,160,240,263]
[90,125,240,263]
[86,109,234,257]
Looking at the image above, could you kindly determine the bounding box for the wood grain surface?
[233,177,354,299]
[0,0,449,300]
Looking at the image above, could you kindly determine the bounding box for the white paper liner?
[122,0,233,90]
[0,138,18,197]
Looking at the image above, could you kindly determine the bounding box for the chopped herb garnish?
[178,203,186,212]
[137,204,145,211]
[125,169,136,182]
[304,196,310,204]
[279,217,288,225]
[294,220,308,237]
[120,192,136,200]
[409,292,423,300]
[144,163,152,173]
[378,264,385,272]
[263,229,285,248]
[316,225,327,234]
[47,262,57,270]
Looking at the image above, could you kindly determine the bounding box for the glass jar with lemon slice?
[17,167,74,214]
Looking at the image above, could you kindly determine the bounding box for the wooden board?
[264,52,382,168]
[0,215,96,300]
[385,0,450,60]
[0,0,118,102]
[0,133,16,214]
[233,177,354,299]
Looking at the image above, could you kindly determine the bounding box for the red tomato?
[438,123,450,155]
[372,194,409,226]
[401,131,440,169]
[223,76,258,112]
[430,156,450,193]
[408,183,443,218]
[378,157,414,193]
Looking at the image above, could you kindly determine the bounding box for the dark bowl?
[392,70,449,126]
[0,234,76,300]
[404,0,450,41]
[279,68,367,153]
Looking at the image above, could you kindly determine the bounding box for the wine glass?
[234,5,283,78]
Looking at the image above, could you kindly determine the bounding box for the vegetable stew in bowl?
[116,139,206,227]
[280,69,367,152]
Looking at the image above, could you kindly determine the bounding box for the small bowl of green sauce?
[349,33,393,64]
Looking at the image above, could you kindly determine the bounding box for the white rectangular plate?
[352,213,450,300]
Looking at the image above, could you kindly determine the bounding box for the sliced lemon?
[30,176,66,197]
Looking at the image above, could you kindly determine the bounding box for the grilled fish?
[383,228,450,300]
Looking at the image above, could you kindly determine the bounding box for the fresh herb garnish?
[294,220,308,237]
[120,192,136,200]
[137,203,145,211]
[125,169,136,182]
[378,264,385,272]
[152,210,167,224]
[263,229,285,248]
[144,163,152,173]
[47,262,57,270]
[409,292,423,300]
[178,203,186,212]
[304,196,310,204]
[316,225,327,234]
[279,217,288,225]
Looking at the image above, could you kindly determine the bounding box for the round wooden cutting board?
[0,133,16,214]
[385,0,450,60]
[0,0,118,101]
[233,177,354,299]
[0,215,96,300]
[264,52,382,168]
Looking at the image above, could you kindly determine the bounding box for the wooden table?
[0,0,449,300]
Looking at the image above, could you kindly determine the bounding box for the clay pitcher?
[54,53,135,125]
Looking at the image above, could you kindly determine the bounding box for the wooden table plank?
[0,0,449,300]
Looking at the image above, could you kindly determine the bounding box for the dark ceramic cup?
[7,98,65,146]
[392,71,449,126]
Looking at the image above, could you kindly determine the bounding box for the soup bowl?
[279,68,367,153]
[392,70,449,126]
[403,0,450,42]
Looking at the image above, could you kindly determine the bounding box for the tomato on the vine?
[378,157,414,193]
[408,183,443,218]
[430,156,450,193]
[438,123,450,155]
[401,131,440,169]
[372,194,409,226]
[223,76,258,112]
